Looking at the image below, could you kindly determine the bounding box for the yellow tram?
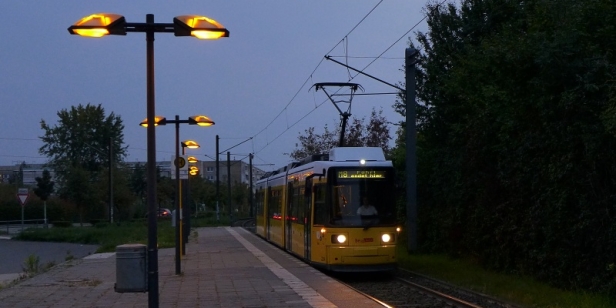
[254,147,400,272]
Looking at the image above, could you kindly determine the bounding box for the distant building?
[0,159,266,190]
[0,163,54,187]
[197,159,265,188]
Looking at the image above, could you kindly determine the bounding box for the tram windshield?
[326,167,396,227]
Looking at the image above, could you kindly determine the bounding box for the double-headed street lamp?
[140,115,213,274]
[69,13,227,307]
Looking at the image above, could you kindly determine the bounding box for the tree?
[189,175,216,212]
[129,163,147,203]
[40,103,126,174]
[290,107,391,160]
[39,103,127,222]
[97,164,136,221]
[33,169,54,226]
[393,0,616,296]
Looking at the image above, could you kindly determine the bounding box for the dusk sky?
[0,1,427,171]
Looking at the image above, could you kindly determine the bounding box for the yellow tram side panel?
[311,226,397,269]
[268,217,284,247]
[256,214,266,238]
[289,222,305,257]
[255,187,267,238]
[311,225,328,264]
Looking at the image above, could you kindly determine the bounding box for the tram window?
[255,190,263,216]
[268,188,282,219]
[313,184,328,225]
[291,187,305,224]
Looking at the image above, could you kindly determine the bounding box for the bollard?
[114,244,147,293]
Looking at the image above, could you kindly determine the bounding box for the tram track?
[334,269,519,308]
[239,221,519,307]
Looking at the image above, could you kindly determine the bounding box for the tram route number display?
[337,170,386,179]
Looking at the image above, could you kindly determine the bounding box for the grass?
[13,215,230,253]
[15,219,177,253]
[397,250,615,308]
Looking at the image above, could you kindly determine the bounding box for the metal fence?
[0,219,47,235]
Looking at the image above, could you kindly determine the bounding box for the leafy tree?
[189,175,216,212]
[231,182,249,214]
[129,163,147,203]
[39,103,127,223]
[97,164,136,221]
[290,107,391,160]
[39,103,126,174]
[33,169,54,225]
[393,0,616,295]
[63,165,99,225]
[33,169,54,201]
[290,125,338,161]
[156,176,174,210]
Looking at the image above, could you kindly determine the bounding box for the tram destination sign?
[337,170,386,179]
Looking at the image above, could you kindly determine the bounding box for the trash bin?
[115,244,147,293]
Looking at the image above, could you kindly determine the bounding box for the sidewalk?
[0,227,383,308]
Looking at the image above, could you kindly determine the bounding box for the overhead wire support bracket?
[311,82,364,147]
[324,55,404,92]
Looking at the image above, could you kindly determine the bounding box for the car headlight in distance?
[331,234,347,244]
[381,233,392,243]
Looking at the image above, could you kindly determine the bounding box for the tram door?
[266,187,272,241]
[285,182,293,251]
[304,177,313,260]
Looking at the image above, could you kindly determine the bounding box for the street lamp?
[187,156,199,163]
[181,140,200,151]
[70,13,227,307]
[181,139,200,254]
[140,115,213,273]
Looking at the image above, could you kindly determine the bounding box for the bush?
[89,219,106,226]
[52,221,72,228]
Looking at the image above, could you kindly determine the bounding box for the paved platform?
[0,227,385,307]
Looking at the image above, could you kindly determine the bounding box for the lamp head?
[140,116,167,127]
[181,140,200,149]
[189,115,215,127]
[187,156,199,163]
[189,166,199,176]
[174,15,229,39]
[68,13,126,37]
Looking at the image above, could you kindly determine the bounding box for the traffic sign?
[171,155,188,180]
[17,188,29,206]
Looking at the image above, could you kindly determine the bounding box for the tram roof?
[258,147,390,181]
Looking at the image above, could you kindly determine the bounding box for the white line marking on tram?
[226,227,337,308]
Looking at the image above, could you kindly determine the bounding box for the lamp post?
[181,140,200,255]
[69,13,227,307]
[140,116,213,274]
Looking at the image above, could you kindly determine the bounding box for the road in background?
[0,240,98,274]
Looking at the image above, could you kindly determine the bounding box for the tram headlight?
[381,233,394,243]
[331,234,347,244]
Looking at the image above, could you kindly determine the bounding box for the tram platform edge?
[0,227,384,308]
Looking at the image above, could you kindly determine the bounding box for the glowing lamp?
[182,140,200,149]
[189,115,215,126]
[68,13,126,37]
[139,116,167,127]
[187,156,199,163]
[173,15,229,39]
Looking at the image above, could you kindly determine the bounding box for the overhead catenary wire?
[248,1,387,148]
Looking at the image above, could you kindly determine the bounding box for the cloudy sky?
[0,0,427,171]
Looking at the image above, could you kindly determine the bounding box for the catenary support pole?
[406,48,418,253]
[216,135,220,222]
[249,153,253,218]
